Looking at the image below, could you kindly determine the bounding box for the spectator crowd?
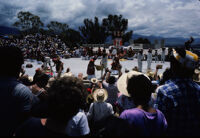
[0,36,200,136]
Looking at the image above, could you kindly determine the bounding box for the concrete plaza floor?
[23,58,170,79]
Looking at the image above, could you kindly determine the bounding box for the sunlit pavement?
[23,58,170,79]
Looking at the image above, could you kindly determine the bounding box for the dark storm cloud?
[0,1,21,26]
[0,0,199,38]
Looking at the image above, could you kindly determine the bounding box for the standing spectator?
[0,46,38,136]
[15,77,90,136]
[87,89,114,135]
[147,49,152,70]
[137,50,144,72]
[118,71,167,136]
[87,59,96,80]
[155,48,200,136]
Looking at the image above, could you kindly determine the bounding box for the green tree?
[47,21,69,35]
[60,28,83,48]
[13,11,44,34]
[102,14,128,38]
[102,14,132,43]
[122,30,133,43]
[79,17,107,44]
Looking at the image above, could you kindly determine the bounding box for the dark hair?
[127,75,154,106]
[159,68,173,85]
[170,54,194,78]
[47,76,87,123]
[18,75,32,86]
[0,46,24,77]
[35,73,49,88]
[107,76,116,84]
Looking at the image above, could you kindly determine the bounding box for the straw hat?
[93,88,108,102]
[173,49,198,70]
[91,78,98,84]
[61,72,73,77]
[28,76,33,82]
[146,71,154,79]
[117,71,150,97]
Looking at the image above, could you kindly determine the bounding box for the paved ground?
[23,58,170,78]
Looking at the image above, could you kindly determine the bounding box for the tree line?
[13,11,150,48]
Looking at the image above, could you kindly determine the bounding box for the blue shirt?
[66,110,90,136]
[15,110,90,136]
[0,77,37,136]
[155,78,200,136]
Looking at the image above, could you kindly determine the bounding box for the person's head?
[170,48,198,78]
[148,49,152,53]
[78,73,83,80]
[159,68,173,85]
[127,73,154,106]
[89,59,94,65]
[91,78,98,84]
[18,75,32,86]
[107,76,116,84]
[47,76,87,123]
[93,88,108,102]
[0,46,24,78]
[35,73,50,88]
[117,71,155,106]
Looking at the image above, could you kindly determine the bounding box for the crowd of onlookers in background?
[0,37,200,136]
[0,33,173,62]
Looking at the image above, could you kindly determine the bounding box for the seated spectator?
[118,71,167,136]
[15,77,90,136]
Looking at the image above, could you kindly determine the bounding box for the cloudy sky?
[0,0,200,38]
